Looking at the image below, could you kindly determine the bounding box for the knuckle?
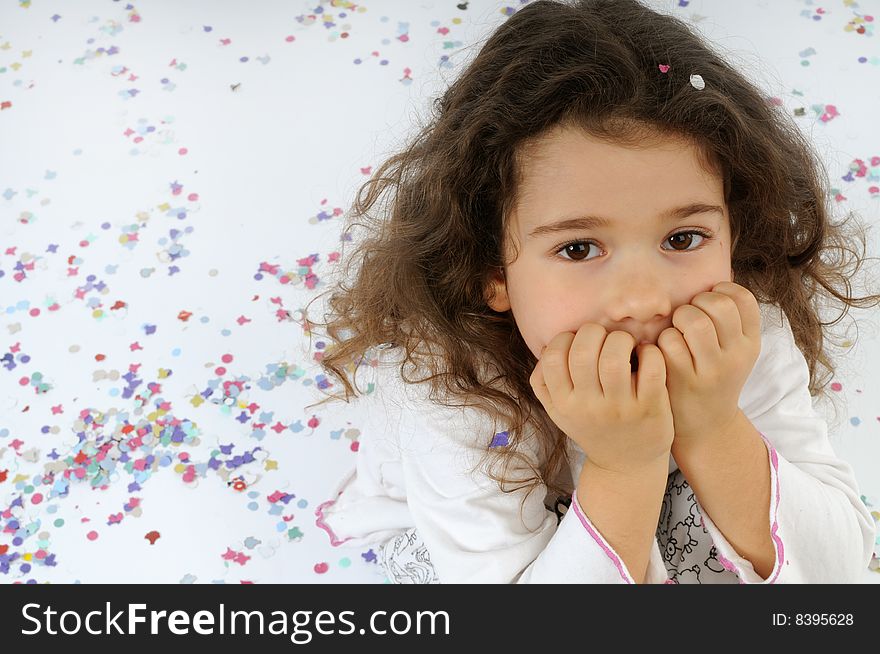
[640,361,664,380]
[693,316,714,333]
[599,359,628,375]
[579,322,607,338]
[542,345,564,364]
[608,329,635,344]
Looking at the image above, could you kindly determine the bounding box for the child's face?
[486,125,733,360]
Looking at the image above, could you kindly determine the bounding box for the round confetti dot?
[314,562,329,574]
[178,147,188,155]
[339,557,351,568]
[285,35,295,42]
[297,499,308,509]
[87,531,99,541]
[54,518,64,527]
[215,366,226,376]
[221,354,233,363]
[247,502,259,511]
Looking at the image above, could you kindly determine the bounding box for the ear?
[485,267,511,313]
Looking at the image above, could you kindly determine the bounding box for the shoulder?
[755,301,804,370]
[368,343,529,457]
[739,301,812,414]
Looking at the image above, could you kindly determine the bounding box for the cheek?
[508,286,568,355]
[709,237,733,281]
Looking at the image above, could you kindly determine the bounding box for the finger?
[658,326,693,377]
[529,357,553,411]
[712,281,762,343]
[635,343,666,403]
[690,290,741,351]
[598,330,636,403]
[671,303,717,376]
[540,331,576,405]
[568,323,606,399]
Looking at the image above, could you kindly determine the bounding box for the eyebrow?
[527,202,724,239]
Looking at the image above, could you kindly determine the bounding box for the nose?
[604,271,672,339]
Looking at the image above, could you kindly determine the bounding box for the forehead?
[511,126,724,235]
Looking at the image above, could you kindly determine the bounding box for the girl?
[307,0,878,583]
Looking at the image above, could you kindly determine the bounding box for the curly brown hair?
[303,0,880,510]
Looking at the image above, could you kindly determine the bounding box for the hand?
[656,281,762,450]
[530,323,675,476]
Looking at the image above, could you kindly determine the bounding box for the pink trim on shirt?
[714,431,784,584]
[716,551,746,584]
[759,431,785,584]
[314,499,353,547]
[570,489,635,584]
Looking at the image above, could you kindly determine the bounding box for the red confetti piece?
[145,530,160,545]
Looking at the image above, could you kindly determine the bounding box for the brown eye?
[668,232,695,251]
[561,242,592,261]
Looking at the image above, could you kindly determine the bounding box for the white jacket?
[315,303,876,583]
